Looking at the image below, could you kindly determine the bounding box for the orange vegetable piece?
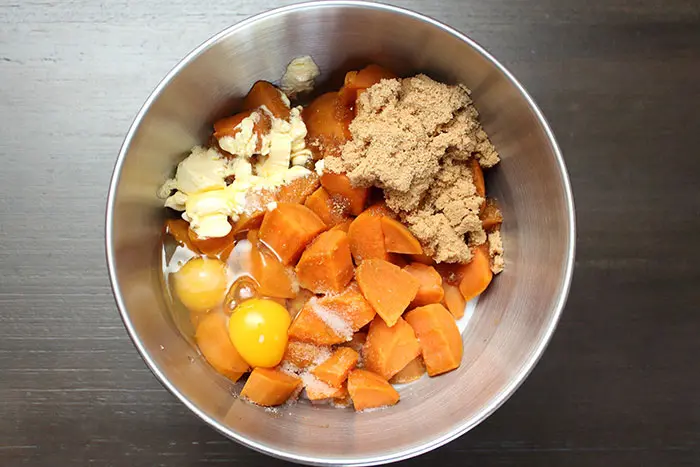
[259,203,326,265]
[242,81,290,120]
[481,198,503,231]
[338,65,397,109]
[458,245,493,302]
[389,357,426,384]
[320,172,368,216]
[403,263,444,307]
[305,381,346,401]
[303,92,351,159]
[288,284,374,345]
[304,187,350,227]
[295,230,354,294]
[380,217,423,255]
[363,316,421,380]
[276,173,320,204]
[288,301,349,345]
[330,219,353,233]
[231,189,278,235]
[347,369,399,411]
[195,313,249,382]
[247,230,296,299]
[188,227,235,257]
[312,347,359,388]
[164,219,199,252]
[470,158,485,198]
[387,253,408,268]
[404,304,463,376]
[355,259,420,327]
[241,367,301,406]
[323,283,376,331]
[442,283,466,319]
[363,201,396,218]
[347,212,388,263]
[282,340,331,369]
[213,109,272,148]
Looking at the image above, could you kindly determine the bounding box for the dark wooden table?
[2,0,699,465]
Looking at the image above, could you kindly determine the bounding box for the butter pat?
[281,56,320,96]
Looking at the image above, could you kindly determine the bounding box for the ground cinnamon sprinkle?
[325,74,501,264]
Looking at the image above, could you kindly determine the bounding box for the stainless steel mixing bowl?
[106,1,575,465]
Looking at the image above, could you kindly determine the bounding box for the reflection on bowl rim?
[105,1,576,465]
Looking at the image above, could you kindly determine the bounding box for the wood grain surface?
[1,0,699,465]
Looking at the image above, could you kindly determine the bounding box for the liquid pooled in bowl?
[158,57,504,412]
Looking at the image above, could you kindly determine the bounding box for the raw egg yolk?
[228,298,291,368]
[173,257,228,313]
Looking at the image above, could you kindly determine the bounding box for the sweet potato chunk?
[338,65,397,109]
[347,369,399,411]
[330,219,353,233]
[213,109,272,146]
[247,230,296,299]
[164,219,199,252]
[282,340,331,369]
[363,316,421,380]
[470,158,486,198]
[287,284,374,345]
[389,357,426,384]
[458,245,493,302]
[288,300,350,345]
[363,201,396,218]
[442,283,466,319]
[230,189,278,235]
[304,186,351,227]
[296,230,354,294]
[241,367,301,406]
[277,173,320,204]
[303,92,351,159]
[242,81,290,120]
[481,198,503,231]
[320,173,368,216]
[312,347,359,388]
[195,313,249,382]
[404,304,463,376]
[410,253,434,265]
[305,380,346,401]
[380,217,423,255]
[188,227,235,257]
[259,203,326,265]
[403,263,444,307]
[347,212,388,262]
[356,259,420,327]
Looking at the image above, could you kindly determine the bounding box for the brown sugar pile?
[325,74,501,265]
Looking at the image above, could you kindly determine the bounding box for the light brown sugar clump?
[325,74,500,263]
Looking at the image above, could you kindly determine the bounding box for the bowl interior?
[107,2,574,465]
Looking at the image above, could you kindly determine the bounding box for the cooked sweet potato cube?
[380,217,423,255]
[404,304,463,376]
[241,368,301,406]
[403,262,444,307]
[304,186,351,227]
[296,230,354,294]
[242,81,290,120]
[355,259,420,327]
[195,313,249,382]
[320,173,368,216]
[312,347,359,388]
[347,369,399,411]
[347,212,388,263]
[259,203,326,265]
[363,316,421,380]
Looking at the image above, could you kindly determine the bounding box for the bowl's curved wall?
[106,2,574,465]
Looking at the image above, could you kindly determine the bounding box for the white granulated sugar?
[308,297,353,341]
[301,372,337,398]
[312,347,332,366]
[278,361,302,376]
